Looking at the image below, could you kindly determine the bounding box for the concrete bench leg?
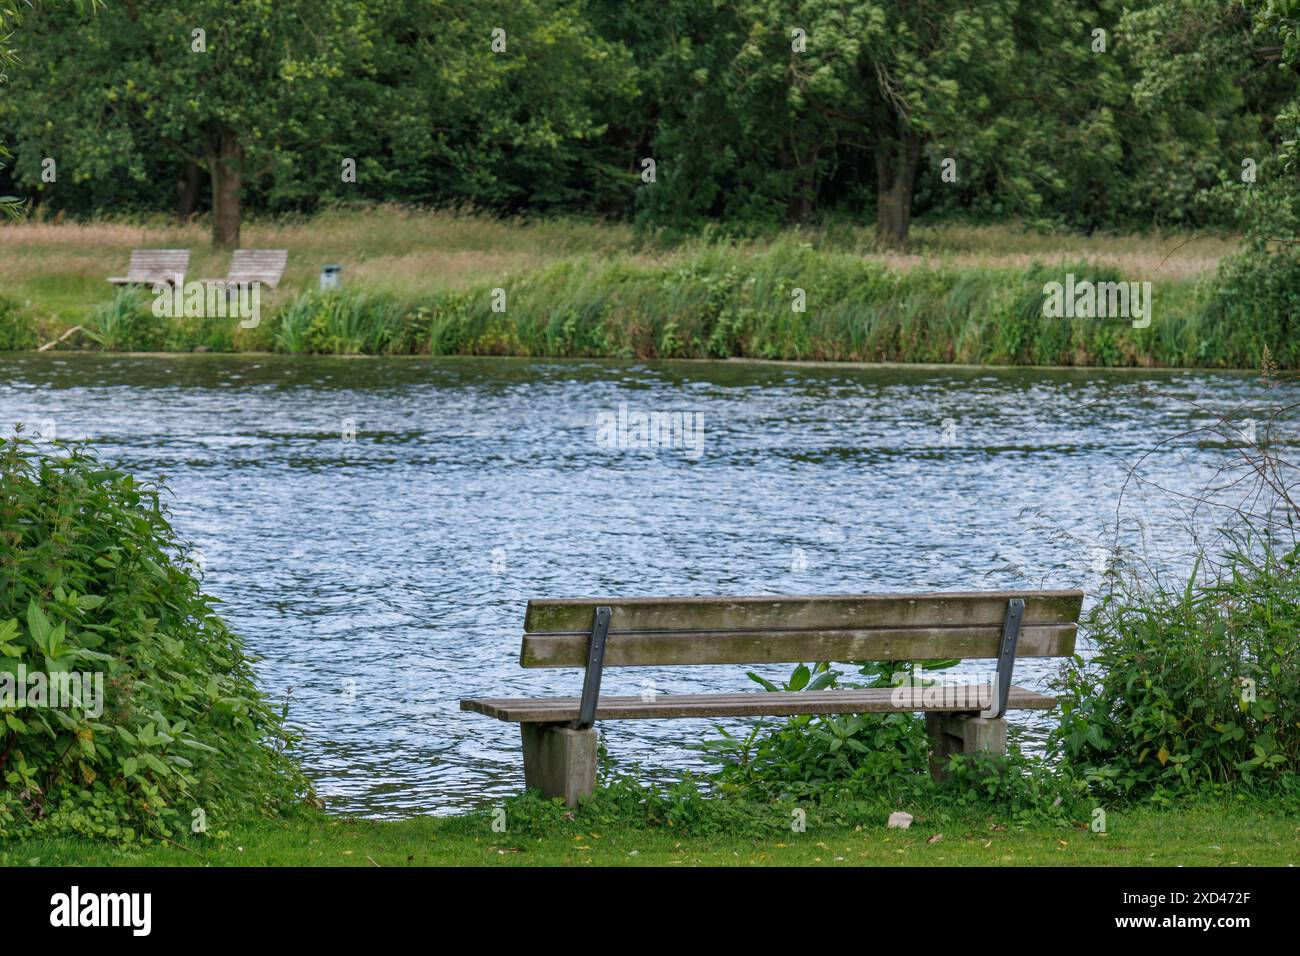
[925,713,1007,781]
[520,724,597,807]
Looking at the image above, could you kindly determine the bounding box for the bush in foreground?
[1053,543,1300,799]
[0,434,311,840]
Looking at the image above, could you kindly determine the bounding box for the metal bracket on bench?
[991,598,1025,719]
[570,606,611,730]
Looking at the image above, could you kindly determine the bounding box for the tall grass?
[21,239,1288,367]
[314,241,1220,367]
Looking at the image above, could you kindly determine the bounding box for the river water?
[0,353,1289,815]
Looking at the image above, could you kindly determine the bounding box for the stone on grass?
[887,811,913,829]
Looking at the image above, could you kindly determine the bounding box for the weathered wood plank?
[227,249,288,287]
[520,622,1076,667]
[107,249,190,285]
[461,685,1057,722]
[524,590,1083,634]
[205,249,290,289]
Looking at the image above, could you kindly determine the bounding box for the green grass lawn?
[3,804,1296,867]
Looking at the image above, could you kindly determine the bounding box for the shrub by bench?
[461,589,1083,805]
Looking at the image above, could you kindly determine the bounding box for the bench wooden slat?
[226,249,287,287]
[107,249,190,285]
[524,590,1083,634]
[462,685,1057,722]
[521,622,1076,668]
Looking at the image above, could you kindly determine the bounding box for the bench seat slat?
[107,249,189,285]
[521,623,1076,667]
[525,590,1083,633]
[461,685,1057,722]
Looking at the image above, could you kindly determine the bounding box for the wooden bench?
[462,589,1084,805]
[106,249,190,286]
[203,248,289,290]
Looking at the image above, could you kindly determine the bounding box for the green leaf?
[141,753,170,776]
[25,600,51,649]
[788,664,810,692]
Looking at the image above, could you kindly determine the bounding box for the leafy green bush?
[700,662,929,800]
[1199,245,1300,368]
[0,434,311,840]
[1053,544,1300,798]
[81,289,161,351]
[696,660,1079,824]
[0,295,37,350]
[271,288,410,355]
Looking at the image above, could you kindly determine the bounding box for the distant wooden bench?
[106,249,190,287]
[462,590,1083,805]
[203,249,288,290]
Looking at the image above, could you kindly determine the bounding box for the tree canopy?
[0,0,1296,245]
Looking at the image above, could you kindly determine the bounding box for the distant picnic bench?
[106,249,189,287]
[462,589,1083,805]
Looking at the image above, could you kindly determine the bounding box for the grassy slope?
[2,804,1296,867]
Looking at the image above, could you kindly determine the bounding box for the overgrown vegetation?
[10,204,1299,367]
[1047,386,1300,801]
[1054,542,1300,799]
[23,238,1300,368]
[0,434,311,840]
[1199,243,1300,369]
[0,295,36,350]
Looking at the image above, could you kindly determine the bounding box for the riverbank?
[3,802,1295,866]
[3,209,1287,369]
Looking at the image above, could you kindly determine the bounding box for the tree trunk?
[786,145,820,223]
[874,130,922,247]
[209,133,243,248]
[176,160,202,223]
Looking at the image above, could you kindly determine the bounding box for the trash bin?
[320,264,342,290]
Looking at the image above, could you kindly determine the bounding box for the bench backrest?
[227,249,288,287]
[520,590,1083,668]
[124,249,189,282]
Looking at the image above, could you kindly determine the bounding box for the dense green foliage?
[1200,243,1300,368]
[63,244,1296,367]
[0,435,310,839]
[1053,544,1300,798]
[0,295,36,349]
[693,660,1080,824]
[0,1,1295,244]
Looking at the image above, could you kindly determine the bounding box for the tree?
[1120,0,1298,236]
[0,0,20,216]
[2,0,636,236]
[627,1,1129,245]
[7,0,370,246]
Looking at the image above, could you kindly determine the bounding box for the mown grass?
[2,802,1295,867]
